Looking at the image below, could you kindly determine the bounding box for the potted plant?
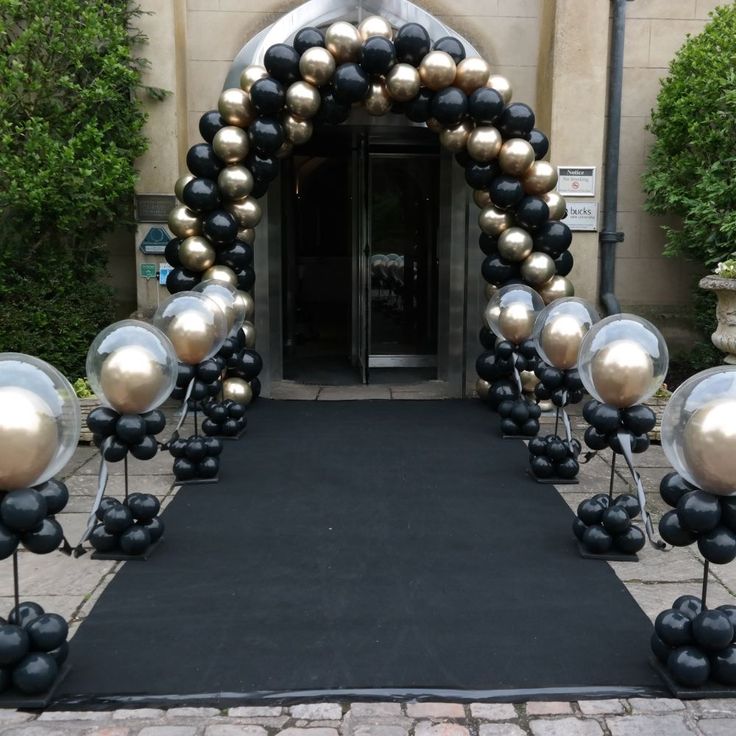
[700,259,736,364]
[73,378,100,443]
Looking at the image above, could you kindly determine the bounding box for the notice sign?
[557,166,596,197]
[563,201,599,232]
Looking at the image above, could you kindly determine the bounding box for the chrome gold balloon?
[479,206,513,237]
[473,189,492,209]
[168,205,201,238]
[523,160,558,195]
[286,81,320,119]
[540,314,586,370]
[386,63,421,102]
[325,21,362,64]
[499,138,535,177]
[243,320,256,348]
[284,114,313,145]
[543,191,567,221]
[212,126,250,164]
[222,377,253,405]
[538,275,574,304]
[299,47,336,87]
[520,251,555,285]
[174,174,195,202]
[426,118,443,133]
[358,15,393,40]
[276,140,294,159]
[419,51,457,91]
[238,228,256,245]
[455,57,490,94]
[227,197,262,229]
[99,345,167,414]
[521,370,540,393]
[476,378,491,401]
[590,339,654,408]
[179,236,216,272]
[487,74,512,104]
[467,126,502,163]
[498,227,533,262]
[439,121,472,153]
[483,301,501,330]
[218,165,253,200]
[0,387,58,490]
[239,64,268,93]
[218,88,255,128]
[498,302,536,344]
[485,283,498,302]
[203,265,238,287]
[236,290,255,321]
[683,399,736,495]
[364,80,392,116]
[166,309,219,365]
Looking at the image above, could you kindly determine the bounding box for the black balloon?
[8,601,44,628]
[217,240,253,271]
[659,510,697,547]
[674,594,703,621]
[478,233,498,256]
[405,88,434,123]
[515,196,549,229]
[678,490,722,532]
[0,624,29,667]
[198,110,226,143]
[582,525,612,553]
[142,517,165,544]
[489,176,525,209]
[237,267,256,292]
[468,87,504,125]
[89,524,117,553]
[0,489,47,533]
[713,644,736,685]
[11,652,58,695]
[651,631,672,664]
[360,36,396,75]
[198,456,220,479]
[0,522,19,560]
[250,177,270,198]
[534,221,573,258]
[655,609,693,647]
[103,505,133,534]
[481,254,517,284]
[555,250,574,277]
[667,646,710,687]
[528,129,550,159]
[203,210,238,245]
[250,118,285,155]
[119,525,152,555]
[182,178,221,213]
[693,610,734,651]
[22,518,63,554]
[164,237,182,268]
[465,161,499,190]
[589,403,621,434]
[173,457,196,482]
[186,143,223,180]
[35,479,69,516]
[26,614,68,652]
[166,267,199,293]
[602,506,631,535]
[498,102,535,138]
[622,404,657,434]
[250,77,286,116]
[394,23,431,66]
[333,63,370,103]
[264,44,300,85]
[433,36,466,64]
[130,435,158,461]
[315,87,351,125]
[698,525,736,564]
[116,414,147,445]
[430,87,468,126]
[294,27,325,54]
[614,526,645,554]
[143,410,166,436]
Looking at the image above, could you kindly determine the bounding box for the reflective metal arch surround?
[224,0,482,89]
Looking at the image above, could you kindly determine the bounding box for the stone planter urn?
[699,275,736,364]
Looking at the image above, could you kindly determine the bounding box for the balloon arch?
[165,13,575,396]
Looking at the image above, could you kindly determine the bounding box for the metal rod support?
[702,559,710,610]
[12,551,20,618]
[124,454,129,503]
[609,451,617,499]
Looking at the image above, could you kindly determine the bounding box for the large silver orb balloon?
[153,292,228,365]
[579,314,668,408]
[498,227,533,262]
[0,354,80,490]
[485,284,545,345]
[87,321,178,415]
[532,298,600,370]
[299,47,336,87]
[222,377,253,405]
[193,280,245,335]
[662,367,736,495]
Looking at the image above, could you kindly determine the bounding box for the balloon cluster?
[573,493,646,556]
[658,473,736,564]
[534,366,584,408]
[88,495,164,557]
[171,360,222,404]
[202,400,247,437]
[169,436,223,482]
[0,480,68,559]
[87,407,165,463]
[0,602,69,696]
[582,400,655,456]
[528,435,581,480]
[652,595,736,688]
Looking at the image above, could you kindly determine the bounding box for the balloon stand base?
[92,537,163,562]
[526,470,579,485]
[0,663,71,709]
[217,427,247,441]
[576,540,639,562]
[177,476,219,486]
[650,657,736,699]
[501,433,534,440]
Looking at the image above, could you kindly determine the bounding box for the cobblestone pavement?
[1,405,735,729]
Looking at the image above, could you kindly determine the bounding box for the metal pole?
[124,454,129,503]
[702,560,710,610]
[609,452,617,499]
[12,551,20,619]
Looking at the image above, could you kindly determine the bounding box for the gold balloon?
[521,370,540,393]
[538,399,554,413]
[358,15,393,40]
[426,117,443,133]
[179,236,216,272]
[286,81,320,119]
[523,160,558,195]
[228,197,262,228]
[99,345,167,414]
[174,174,194,202]
[498,302,536,344]
[483,301,501,330]
[218,88,255,128]
[276,140,294,159]
[168,205,201,238]
[538,275,575,305]
[325,21,361,64]
[474,189,492,209]
[203,264,238,287]
[499,138,535,176]
[386,63,421,102]
[590,339,654,408]
[222,377,253,405]
[543,191,567,221]
[540,314,585,370]
[419,51,457,91]
[455,57,490,94]
[238,228,256,245]
[235,290,255,320]
[498,227,533,262]
[364,80,392,116]
[485,283,498,302]
[243,320,256,348]
[299,47,336,87]
[212,126,250,164]
[467,126,502,162]
[284,114,313,145]
[476,378,491,401]
[0,387,58,490]
[167,309,218,365]
[520,252,555,285]
[239,64,268,93]
[439,121,472,153]
[218,165,253,200]
[683,399,736,495]
[487,74,512,104]
[479,206,513,237]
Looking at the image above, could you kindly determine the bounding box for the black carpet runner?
[57,400,664,706]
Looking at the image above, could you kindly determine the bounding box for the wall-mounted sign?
[135,194,176,223]
[159,264,173,286]
[563,201,599,232]
[138,226,171,255]
[139,263,157,279]
[557,166,596,197]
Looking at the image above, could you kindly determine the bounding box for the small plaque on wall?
[563,202,599,232]
[557,166,596,197]
[135,194,176,223]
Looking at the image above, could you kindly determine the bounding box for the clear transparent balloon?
[485,284,544,344]
[532,297,600,370]
[578,314,669,408]
[153,292,228,364]
[661,366,736,496]
[0,353,81,489]
[86,320,179,414]
[193,280,245,335]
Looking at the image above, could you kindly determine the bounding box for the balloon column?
[0,354,79,702]
[651,367,736,691]
[527,298,599,483]
[574,315,668,558]
[83,321,178,559]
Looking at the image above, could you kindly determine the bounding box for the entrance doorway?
[282,127,440,386]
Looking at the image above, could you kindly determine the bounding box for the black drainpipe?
[599,0,629,315]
